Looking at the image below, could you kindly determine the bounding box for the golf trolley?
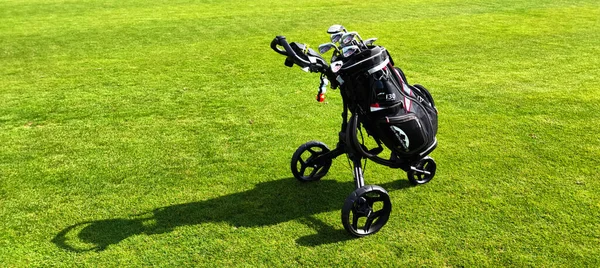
[270,25,438,237]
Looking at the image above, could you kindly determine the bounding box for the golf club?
[364,38,377,46]
[327,24,347,34]
[318,43,340,54]
[342,45,360,57]
[330,32,344,44]
[341,31,365,48]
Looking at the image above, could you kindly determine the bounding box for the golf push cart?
[270,25,439,237]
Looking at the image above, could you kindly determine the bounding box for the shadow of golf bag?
[270,29,438,237]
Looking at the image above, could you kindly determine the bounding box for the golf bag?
[336,46,438,161]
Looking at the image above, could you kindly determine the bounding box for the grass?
[1,0,599,266]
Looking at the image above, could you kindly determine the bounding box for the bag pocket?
[376,113,433,157]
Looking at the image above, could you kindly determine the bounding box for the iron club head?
[342,45,360,57]
[330,32,344,44]
[318,43,340,54]
[341,31,363,46]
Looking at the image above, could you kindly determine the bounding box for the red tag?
[317,93,325,102]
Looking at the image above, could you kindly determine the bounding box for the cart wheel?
[407,156,436,185]
[341,185,392,237]
[291,141,332,182]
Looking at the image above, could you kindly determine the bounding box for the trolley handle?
[270,35,333,77]
[270,36,298,59]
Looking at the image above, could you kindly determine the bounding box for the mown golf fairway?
[1,0,599,266]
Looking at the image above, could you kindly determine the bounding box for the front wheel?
[341,185,392,237]
[291,141,332,182]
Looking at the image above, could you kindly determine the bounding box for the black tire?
[341,185,392,237]
[291,141,332,182]
[407,156,436,185]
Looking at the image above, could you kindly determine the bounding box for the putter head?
[330,32,344,44]
[330,61,343,73]
[364,38,377,46]
[341,32,359,46]
[342,45,360,58]
[318,43,338,54]
[327,24,346,34]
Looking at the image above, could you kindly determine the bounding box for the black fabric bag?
[335,46,438,160]
[366,67,438,159]
[335,47,392,111]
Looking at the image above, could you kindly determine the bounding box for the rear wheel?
[291,141,332,182]
[407,157,436,185]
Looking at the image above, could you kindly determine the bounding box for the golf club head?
[330,61,343,73]
[364,38,378,46]
[330,32,343,44]
[339,40,352,48]
[342,45,360,58]
[341,32,359,46]
[327,24,346,34]
[318,43,339,54]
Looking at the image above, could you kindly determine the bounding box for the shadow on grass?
[52,177,412,252]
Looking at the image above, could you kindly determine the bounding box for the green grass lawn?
[1,0,599,266]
